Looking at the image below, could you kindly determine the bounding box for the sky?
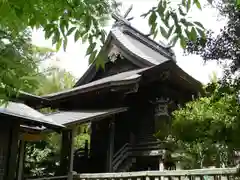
[32,0,227,85]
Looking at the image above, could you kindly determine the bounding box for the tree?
[0,0,121,101]
[0,0,116,48]
[35,67,76,96]
[144,0,240,50]
[0,28,43,103]
[170,76,240,168]
[185,0,240,72]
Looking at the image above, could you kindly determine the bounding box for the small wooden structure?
[0,100,64,180]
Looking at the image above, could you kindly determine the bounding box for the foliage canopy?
[170,77,240,168]
[0,29,43,102]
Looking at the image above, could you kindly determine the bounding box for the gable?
[75,23,175,87]
[91,56,139,82]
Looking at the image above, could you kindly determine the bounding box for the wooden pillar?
[108,119,115,172]
[58,130,68,175]
[17,140,25,180]
[6,120,20,180]
[58,129,74,176]
[68,129,74,180]
[159,158,164,171]
[159,157,164,180]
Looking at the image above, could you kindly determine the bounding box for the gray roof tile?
[46,107,128,126]
[0,101,64,128]
[111,28,170,65]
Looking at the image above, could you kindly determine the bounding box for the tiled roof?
[0,101,64,128]
[43,68,147,100]
[46,107,128,126]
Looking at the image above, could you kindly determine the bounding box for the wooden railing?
[73,168,239,180]
[25,167,239,180]
[112,141,167,171]
[112,143,131,171]
[26,175,68,180]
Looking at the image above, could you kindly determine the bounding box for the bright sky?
[32,0,227,85]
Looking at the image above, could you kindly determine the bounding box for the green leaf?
[44,30,53,40]
[157,2,165,17]
[190,27,197,41]
[182,0,186,6]
[84,15,92,31]
[153,29,158,39]
[184,29,191,39]
[162,0,167,9]
[167,25,174,39]
[163,11,170,27]
[82,34,88,44]
[74,30,81,42]
[180,35,187,48]
[175,25,182,36]
[196,28,205,38]
[67,27,76,36]
[29,18,36,29]
[56,39,62,51]
[63,38,68,51]
[178,6,187,16]
[171,12,178,25]
[150,22,157,35]
[52,30,60,45]
[100,30,106,44]
[180,19,193,27]
[86,42,96,56]
[187,0,191,12]
[193,0,202,9]
[60,20,65,35]
[148,11,157,26]
[193,21,205,29]
[89,50,98,64]
[170,34,179,47]
[92,18,98,29]
[96,51,106,70]
[160,26,168,39]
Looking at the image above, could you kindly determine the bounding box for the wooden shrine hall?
[21,13,203,177]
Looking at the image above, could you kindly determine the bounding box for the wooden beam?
[68,129,74,180]
[17,140,25,180]
[108,118,115,172]
[58,129,74,178]
[19,133,43,142]
[58,130,71,175]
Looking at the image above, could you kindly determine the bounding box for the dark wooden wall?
[0,119,11,180]
[114,112,133,152]
[0,116,20,180]
[90,118,111,172]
